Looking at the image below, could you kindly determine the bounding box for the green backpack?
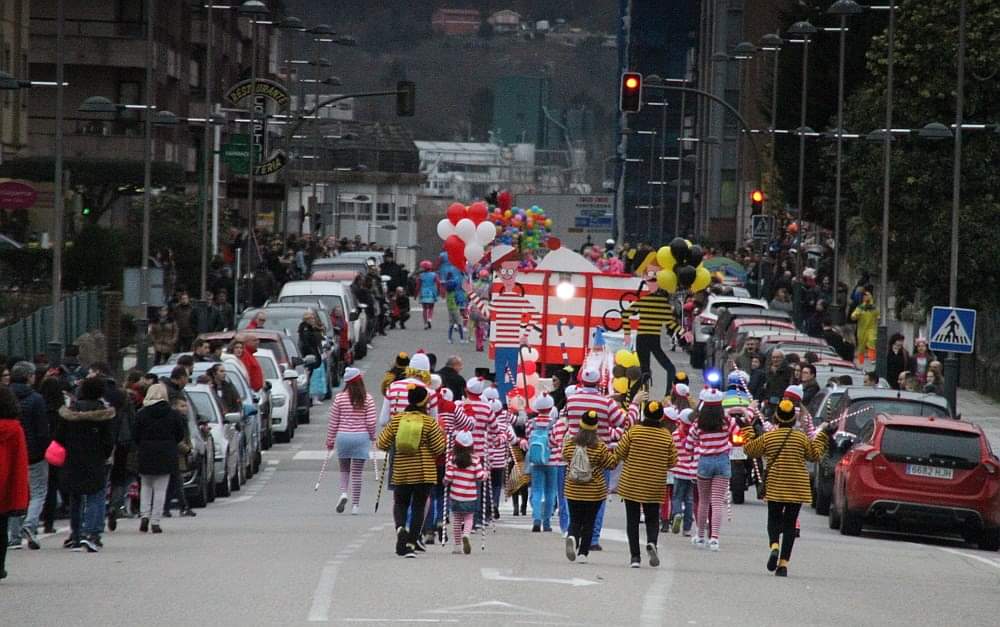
[395,412,425,455]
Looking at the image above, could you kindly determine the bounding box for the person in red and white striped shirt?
[686,389,736,550]
[325,368,376,515]
[444,431,485,554]
[378,353,438,428]
[666,407,697,536]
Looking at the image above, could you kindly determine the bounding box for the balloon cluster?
[654,237,712,294]
[488,193,557,252]
[612,350,641,395]
[437,201,497,270]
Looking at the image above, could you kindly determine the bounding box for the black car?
[813,387,953,515]
[179,390,215,508]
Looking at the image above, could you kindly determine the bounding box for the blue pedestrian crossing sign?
[929,306,976,354]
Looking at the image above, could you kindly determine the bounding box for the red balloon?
[468,201,488,225]
[524,384,535,399]
[498,190,512,212]
[523,361,536,376]
[445,234,464,254]
[546,237,562,251]
[447,202,467,225]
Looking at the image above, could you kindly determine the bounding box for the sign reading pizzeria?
[0,181,38,211]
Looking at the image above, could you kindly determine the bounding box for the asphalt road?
[4,307,1000,626]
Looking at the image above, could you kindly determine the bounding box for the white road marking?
[937,546,1000,569]
[481,568,598,587]
[426,601,564,618]
[339,620,459,624]
[38,526,70,540]
[267,459,279,465]
[308,563,340,622]
[294,450,386,461]
[639,551,674,627]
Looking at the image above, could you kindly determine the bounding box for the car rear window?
[880,426,981,468]
[846,399,950,433]
[259,358,278,380]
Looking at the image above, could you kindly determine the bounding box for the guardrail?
[0,291,102,359]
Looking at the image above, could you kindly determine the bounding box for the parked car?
[254,347,299,443]
[309,257,369,277]
[184,383,244,497]
[239,302,342,388]
[197,330,312,423]
[219,354,271,455]
[176,392,215,508]
[758,333,836,356]
[830,414,1000,551]
[709,320,797,373]
[689,296,767,369]
[277,280,363,358]
[813,387,953,515]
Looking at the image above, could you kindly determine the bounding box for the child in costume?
[443,431,485,555]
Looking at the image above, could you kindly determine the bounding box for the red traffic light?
[750,189,765,203]
[619,72,643,113]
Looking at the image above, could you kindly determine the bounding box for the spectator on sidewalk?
[150,307,178,366]
[886,333,910,390]
[6,362,48,552]
[0,386,30,581]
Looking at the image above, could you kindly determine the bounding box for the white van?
[277,281,365,355]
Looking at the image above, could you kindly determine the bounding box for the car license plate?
[905,464,954,480]
[730,447,746,461]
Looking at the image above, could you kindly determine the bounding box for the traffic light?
[750,189,765,213]
[396,81,415,117]
[81,205,92,218]
[619,72,643,113]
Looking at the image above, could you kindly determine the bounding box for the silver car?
[254,348,299,443]
[184,384,245,497]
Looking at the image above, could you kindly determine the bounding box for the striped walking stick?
[374,448,390,513]
[314,449,334,492]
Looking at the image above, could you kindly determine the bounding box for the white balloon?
[475,220,497,245]
[464,241,485,265]
[436,218,454,241]
[455,218,477,242]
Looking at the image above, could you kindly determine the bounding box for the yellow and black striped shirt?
[562,440,617,502]
[376,411,447,485]
[623,292,681,336]
[742,427,828,504]
[614,424,678,504]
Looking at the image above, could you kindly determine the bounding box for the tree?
[836,0,1000,312]
[63,224,126,291]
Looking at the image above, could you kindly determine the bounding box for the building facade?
[431,8,481,36]
[1,0,30,164]
[492,75,552,147]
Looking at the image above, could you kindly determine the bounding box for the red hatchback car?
[830,414,1000,550]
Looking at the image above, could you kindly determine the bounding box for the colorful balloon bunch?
[437,201,497,270]
[612,350,641,395]
[488,196,556,252]
[655,237,712,294]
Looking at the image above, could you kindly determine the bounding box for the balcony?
[31,17,149,69]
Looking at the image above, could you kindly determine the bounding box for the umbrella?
[703,256,747,281]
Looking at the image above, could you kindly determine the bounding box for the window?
[880,426,981,468]
[376,202,392,222]
[338,201,356,219]
[396,205,410,221]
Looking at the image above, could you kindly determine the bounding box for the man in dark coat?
[437,355,466,401]
[7,362,49,550]
[172,292,196,352]
[55,377,115,552]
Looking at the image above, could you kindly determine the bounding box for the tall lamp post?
[732,41,755,242]
[827,1,863,320]
[759,33,783,175]
[874,1,897,380]
[787,21,816,233]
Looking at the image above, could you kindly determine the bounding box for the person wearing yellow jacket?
[613,401,678,568]
[376,385,446,557]
[850,290,879,365]
[742,400,833,577]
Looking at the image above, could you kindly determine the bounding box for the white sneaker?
[564,536,577,562]
[577,554,588,564]
[336,493,348,513]
[351,505,359,515]
[691,534,705,549]
[708,538,720,552]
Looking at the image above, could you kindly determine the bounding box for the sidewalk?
[957,387,1000,446]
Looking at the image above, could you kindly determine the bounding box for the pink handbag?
[45,440,67,467]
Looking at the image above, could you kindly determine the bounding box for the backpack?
[395,412,424,455]
[568,444,593,483]
[527,424,551,466]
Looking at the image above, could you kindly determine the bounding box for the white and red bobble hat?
[454,431,474,447]
[430,374,442,390]
[465,377,485,396]
[409,352,431,373]
[699,388,724,406]
[531,394,554,412]
[665,407,680,422]
[489,398,502,413]
[438,388,454,402]
[783,385,804,403]
[673,383,690,399]
[678,408,695,424]
[482,386,500,401]
[580,367,600,385]
[343,367,362,384]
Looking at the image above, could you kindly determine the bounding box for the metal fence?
[0,291,102,360]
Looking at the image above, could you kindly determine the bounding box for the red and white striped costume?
[488,409,516,469]
[671,426,699,481]
[558,387,626,444]
[325,392,376,448]
[444,457,486,501]
[469,291,541,349]
[454,397,495,461]
[525,412,562,466]
[685,416,738,457]
[378,377,438,427]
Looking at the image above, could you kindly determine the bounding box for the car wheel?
[730,462,745,505]
[207,457,216,503]
[814,472,832,516]
[839,499,863,536]
[690,343,705,369]
[231,462,242,492]
[978,528,1000,552]
[217,458,232,497]
[275,427,290,444]
[189,458,208,509]
[253,449,261,474]
[828,498,841,530]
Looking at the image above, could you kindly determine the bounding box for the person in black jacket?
[437,355,466,401]
[761,350,792,411]
[55,377,115,552]
[886,333,910,390]
[134,384,185,534]
[6,362,49,550]
[38,376,68,534]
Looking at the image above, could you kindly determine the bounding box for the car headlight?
[272,395,286,407]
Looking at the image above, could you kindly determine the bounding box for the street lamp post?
[732,42,755,243]
[52,0,66,363]
[828,1,863,319]
[759,33,783,175]
[308,25,334,235]
[875,2,897,381]
[787,21,816,233]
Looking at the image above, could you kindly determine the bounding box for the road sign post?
[751,215,774,241]
[929,306,976,417]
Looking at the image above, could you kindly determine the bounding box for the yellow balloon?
[612,377,629,394]
[625,353,640,368]
[655,246,675,270]
[656,269,678,293]
[691,265,712,292]
[615,349,632,366]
